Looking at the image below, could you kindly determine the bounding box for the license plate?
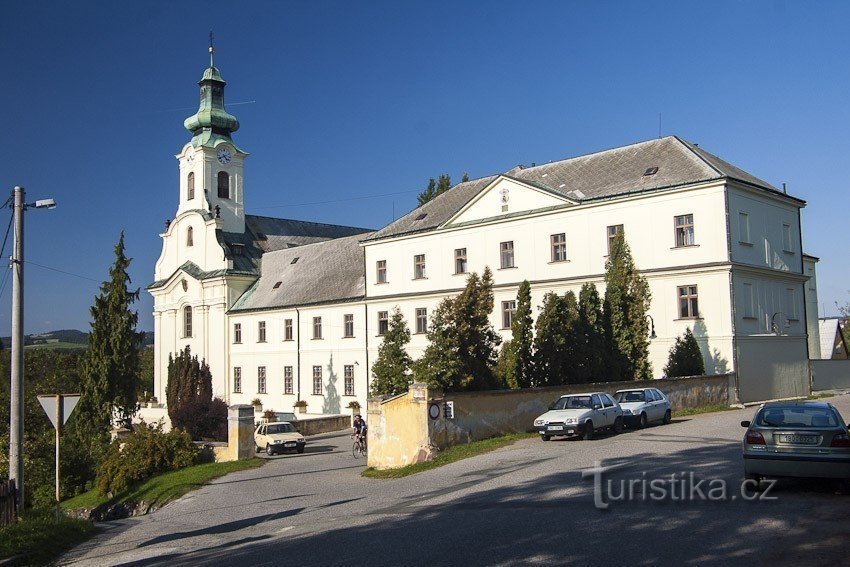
[285,442,296,447]
[547,426,564,431]
[779,434,818,445]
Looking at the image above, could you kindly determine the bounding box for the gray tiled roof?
[230,232,374,312]
[364,136,791,242]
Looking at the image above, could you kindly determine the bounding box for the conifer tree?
[577,283,606,382]
[461,172,470,182]
[417,178,437,206]
[76,233,144,452]
[507,280,534,389]
[532,292,568,387]
[435,174,452,197]
[166,347,226,440]
[602,231,652,381]
[664,328,705,377]
[370,307,413,396]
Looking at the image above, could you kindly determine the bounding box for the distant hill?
[0,329,154,349]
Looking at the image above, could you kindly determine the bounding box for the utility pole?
[9,186,24,509]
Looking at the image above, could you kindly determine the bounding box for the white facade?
[149,61,818,412]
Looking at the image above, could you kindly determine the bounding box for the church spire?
[183,36,240,148]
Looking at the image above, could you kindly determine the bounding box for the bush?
[171,396,228,441]
[664,327,705,377]
[95,423,204,496]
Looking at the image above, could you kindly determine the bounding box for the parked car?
[533,392,624,441]
[741,401,850,483]
[254,421,306,455]
[613,388,672,428]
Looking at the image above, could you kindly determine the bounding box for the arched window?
[217,171,229,199]
[186,226,194,247]
[187,172,195,200]
[183,305,193,338]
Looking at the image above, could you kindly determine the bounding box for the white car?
[254,421,306,456]
[533,392,624,441]
[613,388,672,428]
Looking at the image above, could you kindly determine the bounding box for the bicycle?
[352,434,367,458]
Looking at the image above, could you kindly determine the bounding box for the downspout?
[364,301,370,395]
[797,205,812,393]
[296,307,301,401]
[724,185,741,404]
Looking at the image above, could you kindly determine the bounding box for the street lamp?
[646,314,657,339]
[8,186,56,509]
[770,312,789,335]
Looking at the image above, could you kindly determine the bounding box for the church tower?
[175,39,247,234]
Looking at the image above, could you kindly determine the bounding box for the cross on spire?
[209,31,215,67]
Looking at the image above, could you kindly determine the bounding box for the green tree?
[664,328,705,377]
[461,172,470,182]
[414,268,501,391]
[416,174,453,206]
[532,292,569,387]
[577,283,606,382]
[603,231,652,381]
[370,307,413,396]
[76,233,144,458]
[505,280,534,389]
[166,347,227,441]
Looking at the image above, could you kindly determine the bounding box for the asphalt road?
[62,394,850,566]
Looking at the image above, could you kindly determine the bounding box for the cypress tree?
[461,172,470,182]
[664,328,705,377]
[507,280,534,389]
[166,347,226,440]
[370,307,413,396]
[562,290,580,383]
[417,178,437,207]
[603,231,652,381]
[76,233,144,453]
[577,283,606,382]
[532,292,567,387]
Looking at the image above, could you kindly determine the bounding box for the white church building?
[147,55,818,418]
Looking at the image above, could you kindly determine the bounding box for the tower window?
[217,171,230,199]
[187,172,195,200]
[183,306,193,338]
[186,226,194,247]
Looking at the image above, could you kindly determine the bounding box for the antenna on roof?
[209,31,215,67]
[782,182,787,194]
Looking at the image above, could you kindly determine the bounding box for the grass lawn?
[0,509,95,566]
[362,432,536,479]
[673,403,737,417]
[63,458,264,511]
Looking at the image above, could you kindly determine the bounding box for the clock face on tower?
[217,148,232,164]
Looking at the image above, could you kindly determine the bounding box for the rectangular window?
[454,248,467,274]
[258,366,267,394]
[551,233,567,262]
[233,323,242,344]
[782,223,793,252]
[502,300,517,329]
[377,311,389,335]
[344,365,355,396]
[312,317,322,339]
[376,260,387,284]
[284,319,293,341]
[738,212,751,244]
[500,241,515,269]
[743,282,755,319]
[607,225,623,255]
[257,321,267,343]
[312,366,322,395]
[414,254,426,279]
[183,306,193,338]
[284,366,293,394]
[678,285,699,319]
[233,367,242,393]
[415,308,428,334]
[674,214,695,247]
[344,314,354,338]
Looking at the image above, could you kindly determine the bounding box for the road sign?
[37,394,79,429]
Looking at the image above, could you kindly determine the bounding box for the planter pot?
[295,405,307,414]
[253,404,262,414]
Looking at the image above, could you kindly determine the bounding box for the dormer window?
[217,171,230,199]
[231,243,244,256]
[186,226,194,247]
[187,172,195,200]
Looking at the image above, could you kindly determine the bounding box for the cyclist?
[352,414,367,448]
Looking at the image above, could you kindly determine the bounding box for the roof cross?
[209,31,215,67]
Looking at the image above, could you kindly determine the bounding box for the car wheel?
[639,413,648,429]
[266,443,274,456]
[582,421,594,441]
[297,447,305,454]
[541,434,551,441]
[663,409,672,424]
[613,416,624,434]
[255,444,261,453]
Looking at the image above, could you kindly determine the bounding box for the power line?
[23,260,101,283]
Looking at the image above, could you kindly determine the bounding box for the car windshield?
[614,391,646,403]
[552,396,593,410]
[266,423,295,434]
[756,407,840,428]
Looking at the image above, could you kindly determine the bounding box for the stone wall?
[292,415,352,436]
[367,383,433,470]
[811,360,850,391]
[428,374,734,448]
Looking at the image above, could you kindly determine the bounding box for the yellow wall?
[367,384,432,469]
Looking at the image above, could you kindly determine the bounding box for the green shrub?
[95,423,203,496]
[664,327,706,377]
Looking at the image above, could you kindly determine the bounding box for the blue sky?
[1,1,848,334]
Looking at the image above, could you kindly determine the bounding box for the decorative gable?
[444,176,575,227]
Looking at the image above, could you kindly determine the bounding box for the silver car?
[741,401,850,482]
[613,388,672,428]
[533,392,624,441]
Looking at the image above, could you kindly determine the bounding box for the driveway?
[62,395,850,566]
